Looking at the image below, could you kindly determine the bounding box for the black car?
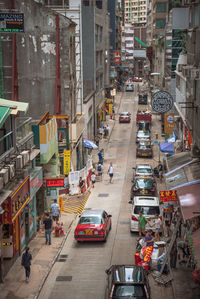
[105,264,151,299]
[138,94,148,105]
[131,177,156,199]
[138,121,150,132]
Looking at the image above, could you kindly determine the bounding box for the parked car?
[130,178,156,199]
[125,83,134,92]
[130,196,161,233]
[119,112,131,123]
[136,141,153,158]
[105,264,151,298]
[136,130,151,143]
[138,94,148,105]
[138,120,151,132]
[133,164,154,179]
[74,209,112,242]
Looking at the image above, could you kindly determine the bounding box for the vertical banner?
[63,150,71,175]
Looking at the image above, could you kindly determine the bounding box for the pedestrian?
[79,177,85,194]
[97,162,103,180]
[164,205,173,237]
[21,246,32,283]
[150,214,162,240]
[170,242,177,269]
[158,161,163,183]
[145,229,154,247]
[100,120,104,128]
[138,211,147,237]
[108,162,114,183]
[106,125,110,137]
[91,172,96,188]
[43,213,53,245]
[98,126,103,138]
[98,149,104,165]
[51,199,60,222]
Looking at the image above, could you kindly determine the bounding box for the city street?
[38,89,172,299]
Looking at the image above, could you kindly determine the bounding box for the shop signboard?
[30,167,43,198]
[2,177,30,224]
[39,116,58,164]
[45,178,64,188]
[164,113,175,134]
[0,13,24,33]
[160,190,177,202]
[151,91,173,113]
[63,150,71,175]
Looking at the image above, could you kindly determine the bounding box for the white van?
[130,196,161,233]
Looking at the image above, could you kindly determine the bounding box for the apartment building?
[124,0,147,25]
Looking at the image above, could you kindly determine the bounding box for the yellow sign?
[63,150,70,175]
[59,197,63,212]
[164,113,175,134]
[106,98,111,104]
[109,104,113,114]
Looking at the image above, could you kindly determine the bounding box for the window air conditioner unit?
[0,177,3,190]
[8,164,15,179]
[190,68,200,80]
[182,66,192,78]
[16,155,23,169]
[21,150,29,166]
[0,168,9,185]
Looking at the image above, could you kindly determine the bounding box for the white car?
[133,164,154,179]
[130,196,161,232]
[125,83,134,92]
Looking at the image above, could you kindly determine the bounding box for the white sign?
[151,91,174,113]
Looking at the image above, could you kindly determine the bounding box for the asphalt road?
[38,89,173,299]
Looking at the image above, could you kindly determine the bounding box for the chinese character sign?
[63,150,71,175]
[160,190,177,202]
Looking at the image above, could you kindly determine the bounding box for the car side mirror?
[132,167,136,169]
[108,215,112,217]
[128,200,133,204]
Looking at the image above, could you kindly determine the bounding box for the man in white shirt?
[108,162,114,183]
[51,199,60,222]
[151,214,162,240]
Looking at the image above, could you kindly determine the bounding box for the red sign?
[2,176,30,224]
[46,178,64,188]
[160,190,177,202]
[113,50,121,65]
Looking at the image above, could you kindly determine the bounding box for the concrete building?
[124,0,147,25]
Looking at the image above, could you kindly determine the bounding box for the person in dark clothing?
[158,161,163,183]
[21,247,32,283]
[43,213,53,245]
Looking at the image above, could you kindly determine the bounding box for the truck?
[136,110,152,124]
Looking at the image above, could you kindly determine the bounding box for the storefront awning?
[0,98,29,113]
[0,106,11,128]
[176,183,200,222]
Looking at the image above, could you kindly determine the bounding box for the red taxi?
[74,209,112,242]
[119,112,131,123]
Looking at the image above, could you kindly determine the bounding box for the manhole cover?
[120,221,130,225]
[57,259,66,262]
[98,193,109,197]
[60,254,68,258]
[56,276,72,281]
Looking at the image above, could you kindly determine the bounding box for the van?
[130,196,161,233]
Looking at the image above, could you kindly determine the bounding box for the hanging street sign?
[151,90,173,113]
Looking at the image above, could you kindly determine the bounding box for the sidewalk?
[0,213,76,299]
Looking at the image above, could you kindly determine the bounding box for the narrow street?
[38,89,172,299]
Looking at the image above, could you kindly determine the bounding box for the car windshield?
[137,167,152,174]
[135,179,154,188]
[113,284,145,297]
[120,112,129,116]
[134,206,160,215]
[79,216,101,225]
[138,131,150,137]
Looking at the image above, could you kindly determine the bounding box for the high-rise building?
[124,0,147,25]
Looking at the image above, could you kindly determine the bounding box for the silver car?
[133,164,154,179]
[136,130,151,143]
[125,83,134,92]
[136,141,153,158]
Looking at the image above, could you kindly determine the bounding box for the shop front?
[1,177,30,262]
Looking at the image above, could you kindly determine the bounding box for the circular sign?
[167,115,174,123]
[151,91,173,113]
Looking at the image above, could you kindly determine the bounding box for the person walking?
[43,213,53,245]
[98,149,104,165]
[138,211,147,237]
[79,177,85,194]
[91,172,96,188]
[51,199,60,222]
[150,214,162,240]
[97,162,103,180]
[108,162,114,183]
[145,229,154,247]
[21,247,32,283]
[98,126,103,139]
[158,161,163,183]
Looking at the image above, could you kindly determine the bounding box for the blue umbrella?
[83,139,98,150]
[159,142,174,154]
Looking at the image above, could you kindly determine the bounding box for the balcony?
[69,113,85,143]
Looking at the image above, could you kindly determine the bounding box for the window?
[83,0,89,6]
[155,19,166,29]
[96,0,102,9]
[156,3,166,13]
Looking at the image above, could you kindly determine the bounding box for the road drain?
[98,193,109,197]
[57,259,66,262]
[60,254,68,258]
[56,276,72,281]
